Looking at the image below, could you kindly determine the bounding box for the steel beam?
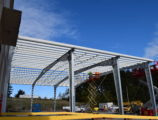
[55,57,117,86]
[75,62,147,88]
[100,62,146,77]
[112,57,124,114]
[68,50,75,112]
[30,49,73,111]
[144,62,157,116]
[32,49,73,87]
[18,36,153,62]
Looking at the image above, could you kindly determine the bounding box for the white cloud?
[14,0,78,40]
[144,39,158,59]
[144,25,158,59]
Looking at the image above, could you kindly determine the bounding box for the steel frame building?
[0,36,155,115]
[0,0,157,117]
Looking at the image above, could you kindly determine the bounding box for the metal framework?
[7,36,157,115]
[11,36,152,86]
[30,49,73,111]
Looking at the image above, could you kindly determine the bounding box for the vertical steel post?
[68,50,75,112]
[144,62,157,116]
[112,57,124,114]
[30,85,34,112]
[53,85,57,112]
[0,45,9,112]
[0,0,14,113]
[0,45,5,95]
[1,46,14,112]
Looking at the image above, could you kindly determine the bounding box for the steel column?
[0,45,8,112]
[112,58,124,114]
[30,85,34,112]
[144,62,157,116]
[1,46,14,112]
[68,50,75,112]
[0,0,14,113]
[53,86,57,112]
[1,46,9,112]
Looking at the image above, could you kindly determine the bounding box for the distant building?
[19,94,39,98]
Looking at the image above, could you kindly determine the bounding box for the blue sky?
[12,0,158,98]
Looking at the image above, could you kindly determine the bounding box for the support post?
[0,0,13,113]
[0,0,21,112]
[53,85,57,112]
[112,57,124,114]
[144,62,157,116]
[1,46,14,112]
[68,50,75,112]
[0,45,9,112]
[30,85,34,112]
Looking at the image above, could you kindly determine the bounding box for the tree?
[58,93,62,99]
[7,84,13,98]
[15,90,25,98]
[76,70,155,105]
[61,89,69,100]
[44,97,47,99]
[38,96,41,99]
[57,89,69,100]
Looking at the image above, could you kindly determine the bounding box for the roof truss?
[9,36,153,86]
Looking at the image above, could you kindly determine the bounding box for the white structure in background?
[99,102,119,113]
[63,106,86,112]
[99,102,114,110]
[19,95,39,99]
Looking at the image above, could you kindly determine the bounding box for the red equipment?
[132,61,158,78]
[150,61,158,73]
[133,61,158,116]
[132,68,145,78]
[141,108,158,116]
[87,72,101,82]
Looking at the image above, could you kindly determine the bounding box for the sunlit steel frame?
[3,36,156,115]
[30,49,73,111]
